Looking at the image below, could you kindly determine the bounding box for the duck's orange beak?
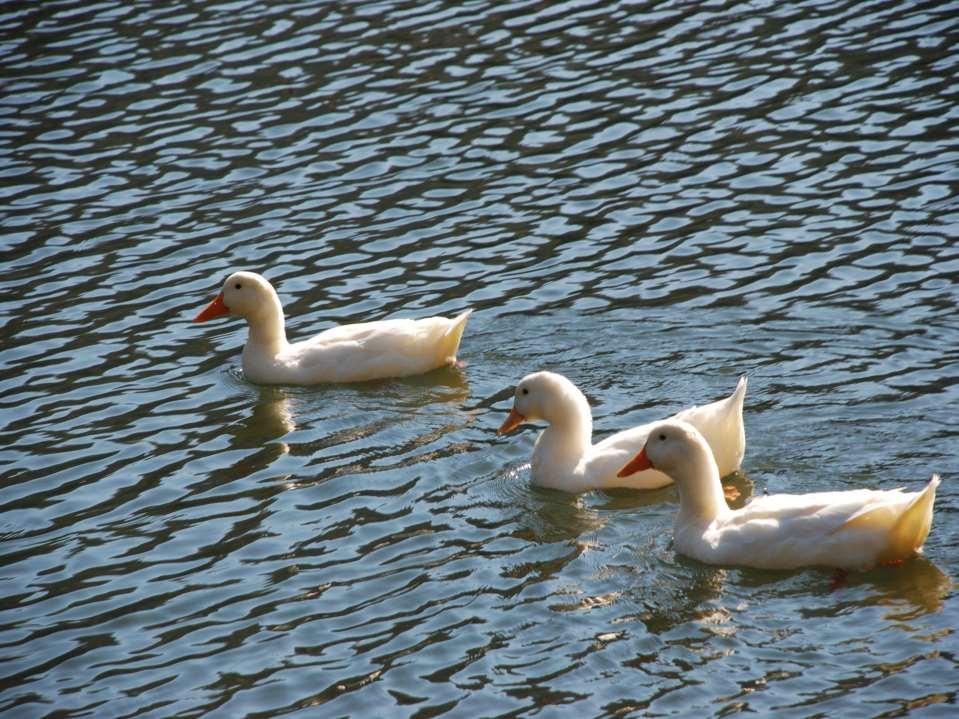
[617,446,652,477]
[194,292,230,322]
[498,408,526,435]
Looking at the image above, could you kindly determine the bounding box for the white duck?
[618,419,940,571]
[497,372,746,492]
[194,271,472,384]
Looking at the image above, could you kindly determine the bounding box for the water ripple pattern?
[2,1,957,717]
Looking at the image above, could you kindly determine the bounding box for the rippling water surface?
[2,0,958,716]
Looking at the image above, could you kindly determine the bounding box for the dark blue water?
[2,1,957,716]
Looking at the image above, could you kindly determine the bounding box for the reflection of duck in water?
[232,368,473,482]
[230,389,295,452]
[619,419,940,572]
[847,557,952,619]
[494,482,609,602]
[355,362,471,407]
[194,271,471,384]
[520,486,609,543]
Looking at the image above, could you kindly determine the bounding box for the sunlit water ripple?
[2,0,957,716]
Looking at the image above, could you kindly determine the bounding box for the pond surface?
[2,0,958,716]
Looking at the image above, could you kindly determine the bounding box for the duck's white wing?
[587,422,674,490]
[305,318,430,351]
[588,375,747,490]
[734,488,903,527]
[289,313,469,383]
[695,487,927,570]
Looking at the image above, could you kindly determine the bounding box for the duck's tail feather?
[721,374,747,471]
[713,375,749,476]
[883,474,940,561]
[729,374,748,411]
[672,374,748,477]
[440,309,472,363]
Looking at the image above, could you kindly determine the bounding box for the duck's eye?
[521,388,529,395]
[658,433,666,441]
[235,283,242,289]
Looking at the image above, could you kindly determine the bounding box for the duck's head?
[618,419,703,478]
[194,271,280,323]
[497,371,589,434]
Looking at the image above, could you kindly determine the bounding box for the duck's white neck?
[673,445,730,524]
[532,388,593,474]
[244,294,288,358]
